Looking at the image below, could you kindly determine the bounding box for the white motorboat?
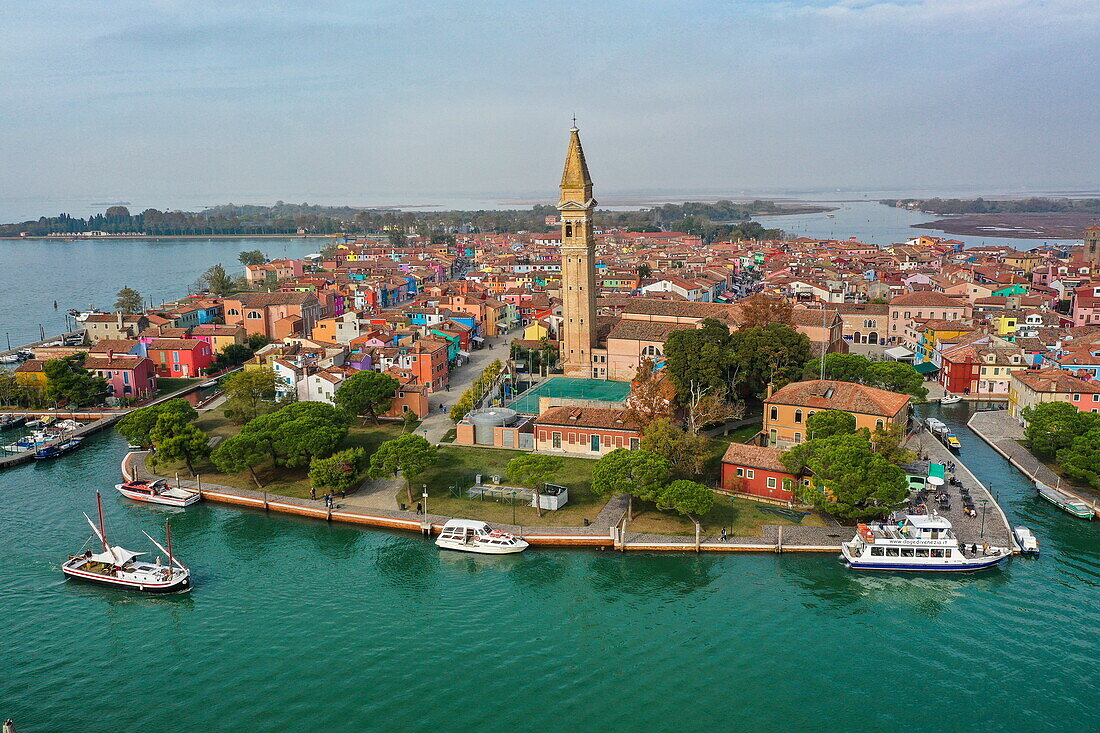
[1013,526,1039,555]
[841,513,1011,571]
[62,492,191,593]
[115,478,201,507]
[435,519,529,554]
[940,394,962,404]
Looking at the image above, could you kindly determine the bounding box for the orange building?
[762,379,911,449]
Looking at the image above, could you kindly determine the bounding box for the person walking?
[416,501,423,515]
[310,487,316,501]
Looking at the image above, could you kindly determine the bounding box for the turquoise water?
[2,406,1097,730]
[508,376,632,415]
[0,237,319,347]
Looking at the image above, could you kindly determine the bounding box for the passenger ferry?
[435,519,529,554]
[841,513,1011,571]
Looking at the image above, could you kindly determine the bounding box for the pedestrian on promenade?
[310,487,316,500]
[720,527,727,542]
[416,501,423,515]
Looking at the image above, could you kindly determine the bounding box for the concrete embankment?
[122,451,843,553]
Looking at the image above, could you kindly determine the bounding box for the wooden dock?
[0,414,121,470]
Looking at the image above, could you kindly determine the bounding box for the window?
[641,345,662,357]
[770,406,778,421]
[1073,394,1080,401]
[226,308,240,316]
[552,432,562,449]
[794,409,803,424]
[736,467,744,477]
[766,477,777,489]
[746,469,755,479]
[915,549,929,557]
[1093,394,1099,402]
[247,311,263,319]
[629,438,639,450]
[871,547,885,556]
[768,429,777,446]
[885,548,900,556]
[876,419,884,429]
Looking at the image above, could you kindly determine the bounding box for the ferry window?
[900,548,914,557]
[871,547,884,556]
[930,549,944,558]
[943,549,953,557]
[885,548,900,556]
[915,549,930,557]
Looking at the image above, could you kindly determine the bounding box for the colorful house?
[84,354,158,400]
[145,338,215,378]
[721,443,802,503]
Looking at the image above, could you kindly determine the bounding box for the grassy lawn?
[626,494,827,537]
[152,409,413,499]
[157,377,202,395]
[404,446,607,527]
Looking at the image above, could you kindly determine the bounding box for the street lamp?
[980,498,989,539]
[422,485,428,518]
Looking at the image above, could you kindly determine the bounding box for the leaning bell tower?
[557,125,598,377]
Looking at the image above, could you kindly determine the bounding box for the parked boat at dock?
[0,414,27,430]
[115,478,201,507]
[940,394,962,404]
[435,519,529,554]
[1013,526,1039,555]
[34,436,83,460]
[62,492,191,593]
[1035,480,1095,520]
[841,513,1011,571]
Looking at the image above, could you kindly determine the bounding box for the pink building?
[84,354,158,401]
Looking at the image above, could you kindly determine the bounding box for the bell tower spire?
[558,124,598,378]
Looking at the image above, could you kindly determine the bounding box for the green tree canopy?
[864,360,928,402]
[238,401,351,468]
[1056,428,1100,489]
[150,410,210,476]
[663,319,734,399]
[43,354,109,407]
[591,448,672,518]
[116,398,197,447]
[114,287,143,314]
[640,418,712,477]
[805,409,857,439]
[334,370,400,424]
[728,323,813,399]
[781,432,908,519]
[198,263,237,296]
[869,423,916,466]
[211,432,268,488]
[1022,402,1098,457]
[367,434,438,504]
[656,479,715,518]
[309,447,367,494]
[804,353,871,383]
[238,249,267,267]
[222,368,278,424]
[507,454,564,488]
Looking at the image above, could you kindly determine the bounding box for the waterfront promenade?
[968,409,1100,506]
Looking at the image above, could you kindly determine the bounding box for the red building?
[721,443,801,503]
[145,338,215,378]
[938,344,981,395]
[408,338,450,392]
[533,407,641,456]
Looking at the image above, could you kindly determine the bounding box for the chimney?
[766,382,775,399]
[107,349,114,361]
[117,311,124,329]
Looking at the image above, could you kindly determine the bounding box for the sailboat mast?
[95,491,108,552]
[166,520,174,575]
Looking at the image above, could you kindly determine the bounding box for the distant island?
[0,199,824,242]
[882,197,1100,239]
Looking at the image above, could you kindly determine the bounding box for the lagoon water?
[1,404,1097,731]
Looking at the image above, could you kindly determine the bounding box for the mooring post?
[777,525,783,553]
[695,520,701,552]
[263,491,268,511]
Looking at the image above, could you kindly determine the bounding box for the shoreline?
[912,212,1094,240]
[0,234,334,241]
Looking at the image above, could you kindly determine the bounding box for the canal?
[1,405,1096,731]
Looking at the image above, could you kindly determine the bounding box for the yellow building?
[14,360,48,388]
[762,379,911,449]
[524,320,550,341]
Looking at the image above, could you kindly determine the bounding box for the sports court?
[507,376,632,415]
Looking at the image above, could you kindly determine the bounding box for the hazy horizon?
[3,0,1098,217]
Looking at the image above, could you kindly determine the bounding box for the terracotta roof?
[721,443,790,473]
[84,355,148,371]
[890,292,968,307]
[1013,369,1100,394]
[89,339,140,354]
[534,406,637,431]
[765,379,910,417]
[231,292,317,307]
[146,338,205,350]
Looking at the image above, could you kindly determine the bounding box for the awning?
[913,361,939,374]
[458,350,471,357]
[884,345,915,361]
[472,336,485,343]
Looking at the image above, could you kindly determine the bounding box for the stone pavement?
[968,409,1100,503]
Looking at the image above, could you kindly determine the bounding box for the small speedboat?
[1013,526,1039,555]
[1035,480,1095,520]
[435,519,528,554]
[945,432,962,451]
[115,478,201,507]
[0,353,21,364]
[940,394,962,404]
[62,492,191,593]
[0,414,26,430]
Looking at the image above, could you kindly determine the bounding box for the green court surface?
[508,377,632,414]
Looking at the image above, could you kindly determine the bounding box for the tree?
[247,333,272,351]
[211,432,269,488]
[781,433,908,519]
[43,354,109,407]
[622,358,676,429]
[728,324,813,399]
[309,447,367,495]
[591,448,672,519]
[1022,402,1097,457]
[213,343,255,371]
[368,434,437,505]
[387,230,407,247]
[334,370,400,424]
[686,383,743,433]
[507,454,564,517]
[238,249,267,267]
[805,409,856,439]
[116,399,197,448]
[222,368,278,424]
[636,263,652,278]
[864,360,928,401]
[198,263,237,296]
[804,353,870,383]
[114,287,143,314]
[150,410,210,476]
[869,423,916,466]
[641,418,712,477]
[656,479,715,518]
[663,319,734,399]
[737,293,793,328]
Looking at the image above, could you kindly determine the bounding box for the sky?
[2,0,1098,217]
